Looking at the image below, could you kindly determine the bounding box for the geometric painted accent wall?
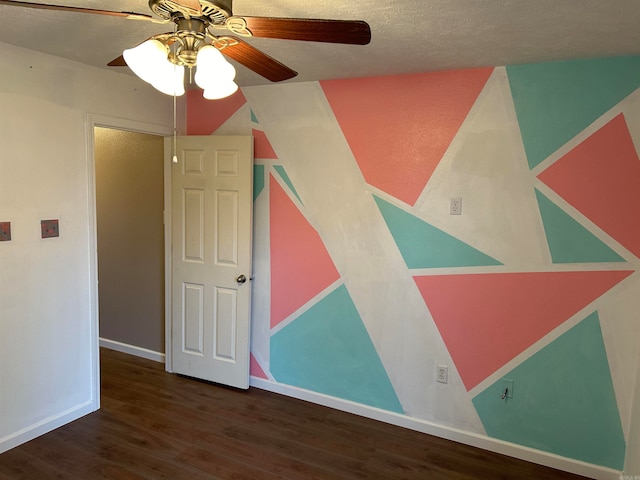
[188,57,640,471]
[473,312,626,470]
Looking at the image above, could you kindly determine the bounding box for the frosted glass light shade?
[123,40,170,84]
[152,64,186,96]
[124,39,185,97]
[195,45,236,99]
[203,81,238,100]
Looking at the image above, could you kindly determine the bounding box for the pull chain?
[172,89,178,164]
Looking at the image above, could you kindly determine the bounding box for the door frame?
[86,114,173,408]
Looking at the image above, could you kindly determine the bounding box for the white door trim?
[85,114,173,407]
[163,137,174,372]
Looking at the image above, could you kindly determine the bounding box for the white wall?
[0,42,173,452]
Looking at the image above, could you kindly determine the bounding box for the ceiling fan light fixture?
[123,39,171,84]
[152,64,186,96]
[194,45,236,87]
[124,39,185,96]
[203,80,238,100]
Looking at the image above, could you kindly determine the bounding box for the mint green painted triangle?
[253,165,265,201]
[270,284,404,414]
[250,109,259,124]
[535,189,624,263]
[507,56,640,169]
[373,195,501,268]
[472,312,625,469]
[274,165,303,204]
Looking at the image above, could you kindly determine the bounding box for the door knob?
[236,274,247,284]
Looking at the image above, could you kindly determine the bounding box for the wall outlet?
[436,365,448,384]
[450,197,462,215]
[502,378,514,399]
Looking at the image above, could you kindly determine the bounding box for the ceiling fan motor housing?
[149,0,233,25]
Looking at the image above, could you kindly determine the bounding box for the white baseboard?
[249,377,622,480]
[99,337,165,363]
[0,400,96,455]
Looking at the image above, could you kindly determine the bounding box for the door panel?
[171,135,253,389]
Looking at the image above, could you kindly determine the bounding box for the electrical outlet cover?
[450,197,462,215]
[436,365,449,384]
[502,378,514,398]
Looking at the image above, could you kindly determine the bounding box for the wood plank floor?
[0,348,592,480]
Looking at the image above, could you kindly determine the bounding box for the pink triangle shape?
[414,270,633,390]
[270,175,340,328]
[186,89,246,135]
[321,69,493,206]
[538,114,640,258]
[252,128,278,159]
[250,353,268,379]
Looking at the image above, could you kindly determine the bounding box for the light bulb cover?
[195,45,236,91]
[203,81,238,100]
[123,40,171,85]
[152,64,186,96]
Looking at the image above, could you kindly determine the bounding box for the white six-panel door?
[171,135,253,389]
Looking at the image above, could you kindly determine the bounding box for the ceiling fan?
[0,0,371,98]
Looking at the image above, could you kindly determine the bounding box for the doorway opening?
[94,127,166,362]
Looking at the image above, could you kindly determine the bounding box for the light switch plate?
[41,219,59,238]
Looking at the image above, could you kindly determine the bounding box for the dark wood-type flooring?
[0,348,592,479]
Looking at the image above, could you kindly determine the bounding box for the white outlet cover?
[436,365,448,383]
[450,197,462,215]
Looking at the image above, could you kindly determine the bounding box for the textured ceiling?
[1,0,640,87]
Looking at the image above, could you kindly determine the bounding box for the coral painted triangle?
[186,89,246,135]
[250,353,268,379]
[269,175,340,328]
[538,114,640,259]
[414,269,634,390]
[252,128,278,159]
[321,68,493,206]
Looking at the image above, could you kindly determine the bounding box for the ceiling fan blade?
[0,0,156,22]
[215,36,297,82]
[107,55,127,67]
[236,17,371,45]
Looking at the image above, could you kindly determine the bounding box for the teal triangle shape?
[472,312,625,470]
[250,109,259,124]
[274,165,303,204]
[507,56,640,169]
[535,189,625,263]
[270,284,404,414]
[373,195,501,268]
[253,164,265,202]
